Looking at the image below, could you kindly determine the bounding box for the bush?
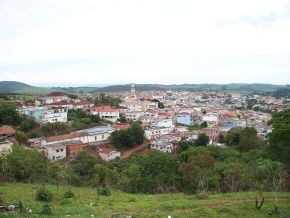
[41,204,52,215]
[63,190,75,199]
[97,187,111,196]
[36,187,53,202]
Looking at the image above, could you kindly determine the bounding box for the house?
[151,118,174,128]
[28,137,43,148]
[0,125,16,140]
[145,127,172,140]
[151,141,174,153]
[21,107,68,123]
[90,105,120,122]
[42,132,89,146]
[0,140,13,154]
[125,111,143,121]
[44,143,67,161]
[120,100,144,112]
[79,126,116,145]
[45,92,70,103]
[97,145,121,161]
[176,113,194,126]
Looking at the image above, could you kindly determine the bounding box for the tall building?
[131,83,136,95]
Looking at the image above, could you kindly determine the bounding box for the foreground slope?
[0,183,289,217]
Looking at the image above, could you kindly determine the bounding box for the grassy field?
[0,183,289,217]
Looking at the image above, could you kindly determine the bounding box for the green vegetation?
[110,122,144,149]
[36,186,53,202]
[68,108,101,129]
[224,127,264,152]
[94,93,122,107]
[194,133,210,146]
[0,102,22,125]
[0,183,289,217]
[272,88,290,98]
[267,109,290,169]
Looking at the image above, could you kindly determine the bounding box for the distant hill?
[0,81,51,95]
[92,83,286,93]
[0,81,287,95]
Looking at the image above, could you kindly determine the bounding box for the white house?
[79,126,115,144]
[120,101,144,112]
[44,143,67,161]
[151,118,174,128]
[202,115,218,125]
[145,127,172,140]
[90,106,120,123]
[125,111,143,121]
[21,106,68,124]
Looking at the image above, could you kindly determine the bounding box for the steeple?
[130,82,136,95]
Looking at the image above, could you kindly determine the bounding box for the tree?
[0,102,22,125]
[200,121,208,128]
[267,110,290,170]
[255,159,288,213]
[117,115,127,123]
[19,117,39,133]
[179,154,215,193]
[177,139,194,153]
[225,127,263,152]
[110,122,144,149]
[15,132,28,145]
[195,134,209,146]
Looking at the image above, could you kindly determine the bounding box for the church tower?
[130,83,136,95]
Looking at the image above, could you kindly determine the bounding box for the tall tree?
[267,110,290,169]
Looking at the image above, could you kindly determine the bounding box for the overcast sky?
[1,0,290,86]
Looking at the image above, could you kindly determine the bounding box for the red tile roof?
[45,132,88,143]
[0,125,16,135]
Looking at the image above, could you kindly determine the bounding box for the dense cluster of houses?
[1,83,289,162]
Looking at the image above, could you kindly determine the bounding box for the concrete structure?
[97,146,121,161]
[44,143,67,161]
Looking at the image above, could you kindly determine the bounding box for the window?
[102,134,104,139]
[56,149,59,152]
[61,149,63,152]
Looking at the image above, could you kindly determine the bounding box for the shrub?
[36,187,53,202]
[63,190,75,199]
[97,187,111,196]
[41,204,52,215]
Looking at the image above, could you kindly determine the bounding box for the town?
[1,83,286,162]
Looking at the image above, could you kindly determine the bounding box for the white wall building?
[44,143,67,161]
[151,118,174,128]
[145,127,172,140]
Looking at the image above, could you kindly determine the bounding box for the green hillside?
[0,183,289,217]
[0,81,51,95]
[0,81,287,96]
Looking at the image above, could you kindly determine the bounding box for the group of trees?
[221,127,264,152]
[68,108,101,129]
[94,93,122,107]
[110,122,144,149]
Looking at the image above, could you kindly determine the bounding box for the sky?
[0,0,290,86]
